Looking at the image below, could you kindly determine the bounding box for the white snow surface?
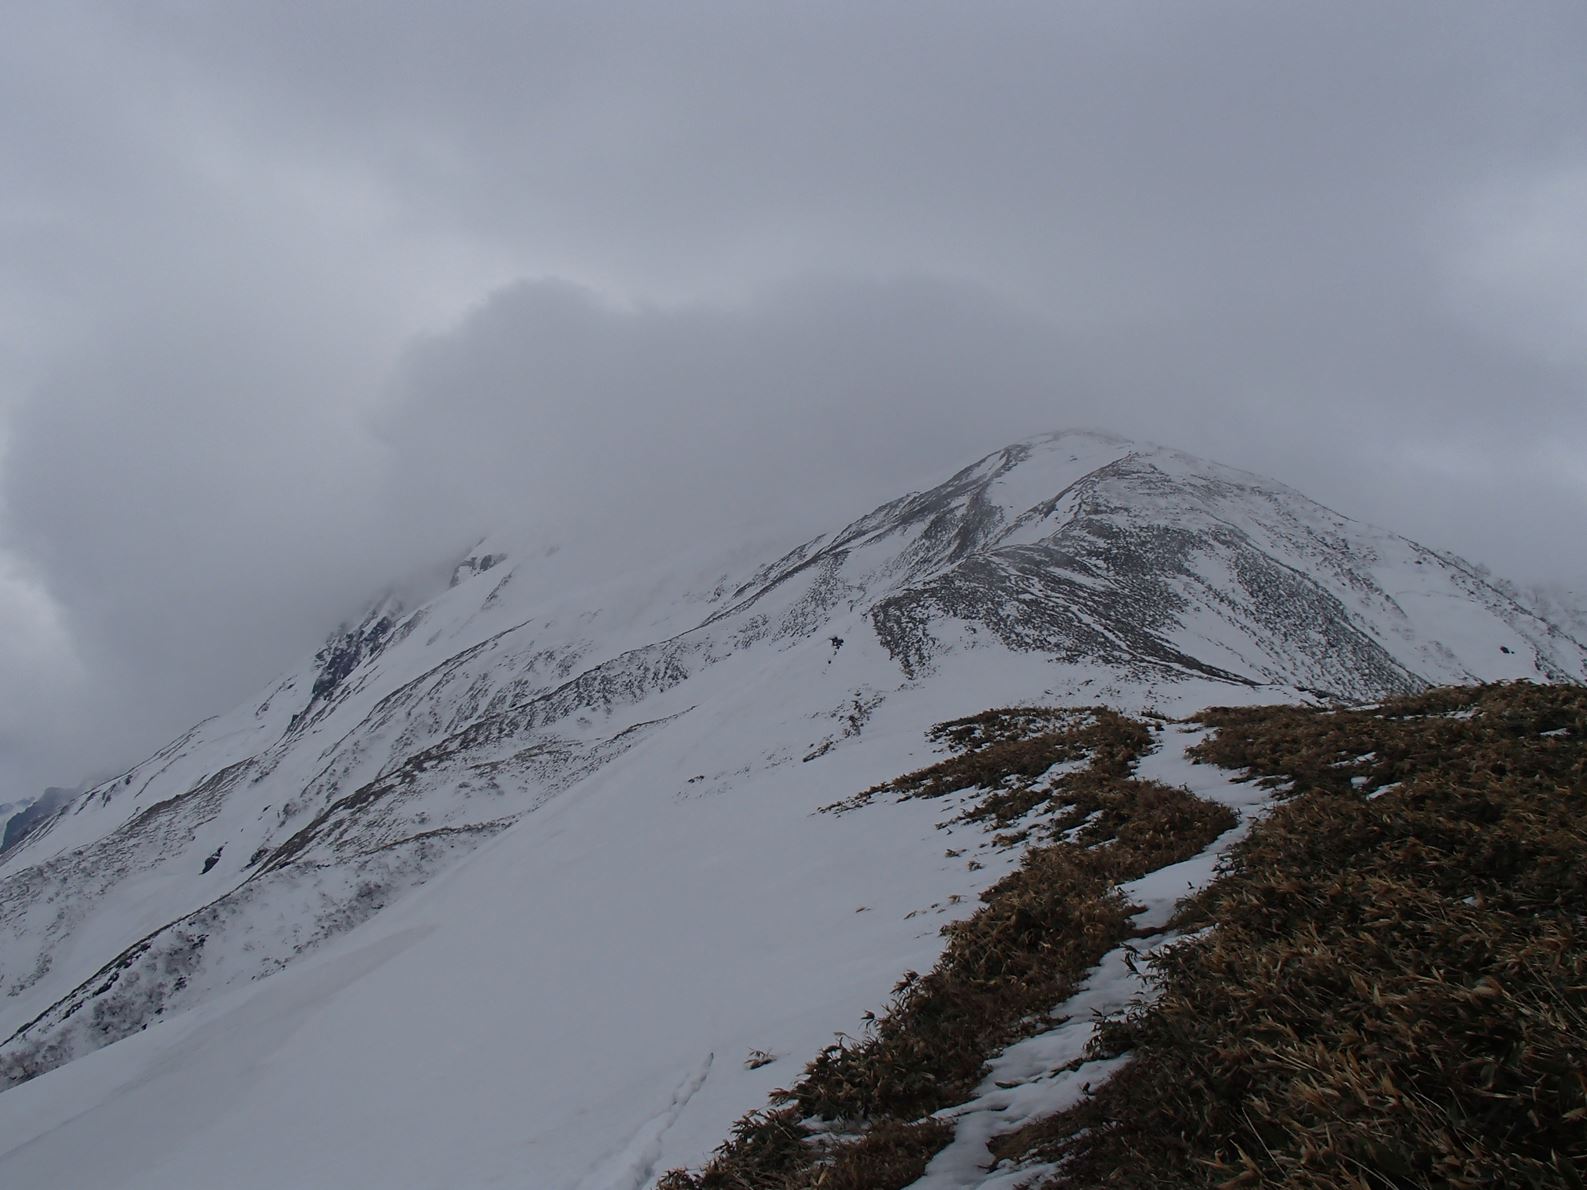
[1,430,1583,1189]
[0,662,1227,1190]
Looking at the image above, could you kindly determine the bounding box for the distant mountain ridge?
[1,430,1582,1186]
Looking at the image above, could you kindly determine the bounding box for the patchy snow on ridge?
[904,724,1271,1190]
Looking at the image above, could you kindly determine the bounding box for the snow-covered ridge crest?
[0,429,1581,1121]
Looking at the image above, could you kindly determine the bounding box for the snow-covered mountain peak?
[1,430,1583,1189]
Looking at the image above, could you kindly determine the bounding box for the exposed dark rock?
[1,789,73,855]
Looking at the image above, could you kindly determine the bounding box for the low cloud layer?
[3,3,1586,794]
[375,277,1070,549]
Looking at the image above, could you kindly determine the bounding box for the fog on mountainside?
[3,7,1586,1183]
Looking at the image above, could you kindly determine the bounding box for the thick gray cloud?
[3,2,1586,794]
[374,277,1070,554]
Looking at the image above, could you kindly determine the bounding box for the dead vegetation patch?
[1000,681,1587,1189]
[829,706,1157,843]
[659,705,1235,1189]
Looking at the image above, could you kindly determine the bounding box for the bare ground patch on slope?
[658,706,1235,1190]
[1000,681,1587,1189]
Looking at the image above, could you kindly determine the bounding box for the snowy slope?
[1523,581,1587,642]
[0,430,1581,1188]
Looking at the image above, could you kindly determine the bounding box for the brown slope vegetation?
[660,707,1236,1190]
[1004,681,1587,1189]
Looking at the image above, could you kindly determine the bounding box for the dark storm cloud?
[3,1,1586,792]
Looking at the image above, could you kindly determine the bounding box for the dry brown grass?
[1001,681,1587,1189]
[654,1113,951,1190]
[660,705,1235,1189]
[831,707,1153,838]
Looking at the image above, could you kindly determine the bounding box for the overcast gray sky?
[4,2,1586,795]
